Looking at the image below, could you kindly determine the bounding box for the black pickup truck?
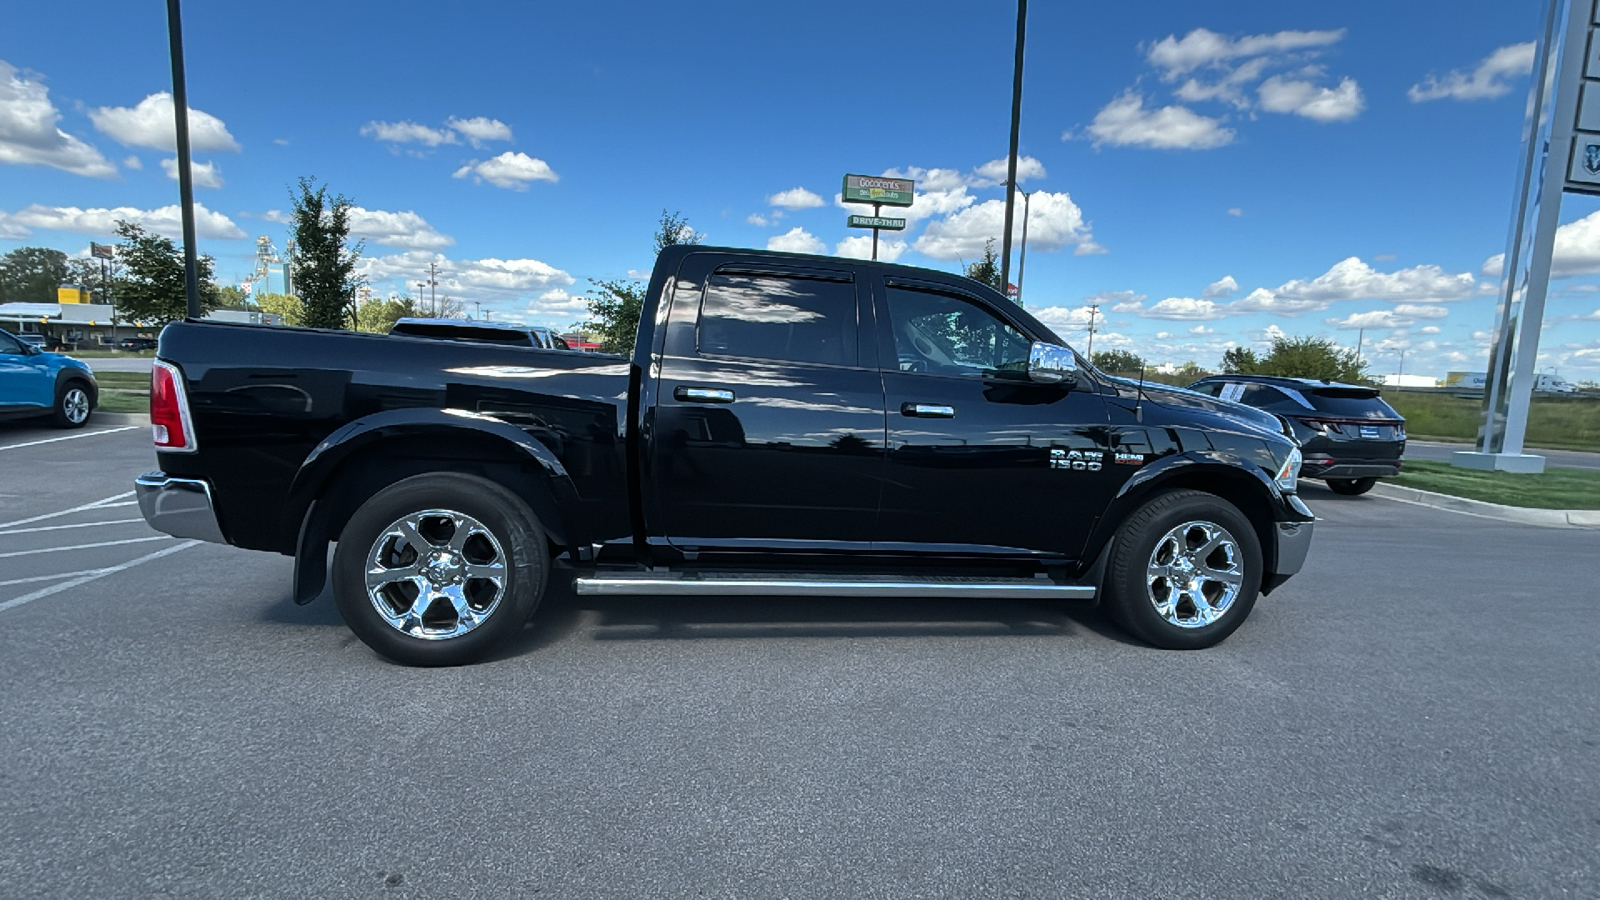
[136,246,1312,665]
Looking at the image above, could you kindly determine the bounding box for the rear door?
[0,331,51,412]
[648,254,886,552]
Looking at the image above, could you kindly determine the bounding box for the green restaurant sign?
[842,174,915,207]
[847,215,907,231]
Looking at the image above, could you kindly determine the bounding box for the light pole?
[998,0,1028,294]
[1085,303,1100,358]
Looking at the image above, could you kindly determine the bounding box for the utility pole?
[1013,187,1037,306]
[1085,303,1100,358]
[415,280,428,314]
[473,300,482,320]
[998,0,1028,294]
[426,261,440,311]
[1355,328,1364,365]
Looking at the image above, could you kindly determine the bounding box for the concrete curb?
[1370,482,1600,529]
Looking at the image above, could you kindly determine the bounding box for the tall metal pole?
[1015,189,1034,306]
[998,0,1027,294]
[165,0,201,320]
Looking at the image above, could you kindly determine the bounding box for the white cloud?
[1142,297,1226,320]
[0,60,116,177]
[1032,304,1105,329]
[159,157,223,189]
[1241,257,1478,313]
[445,116,513,147]
[746,213,771,226]
[1257,74,1364,122]
[90,92,239,152]
[767,227,825,255]
[1190,325,1215,334]
[971,155,1047,187]
[361,120,457,147]
[1484,209,1600,279]
[914,191,1097,260]
[1203,275,1238,298]
[834,234,906,262]
[122,155,141,170]
[346,207,454,251]
[1419,325,1443,334]
[520,288,591,329]
[1409,43,1536,102]
[1326,304,1450,330]
[1082,91,1234,150]
[0,202,244,240]
[1087,289,1147,313]
[1227,207,1243,217]
[1145,28,1347,77]
[767,187,825,209]
[452,151,558,189]
[359,250,574,302]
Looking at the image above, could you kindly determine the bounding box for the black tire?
[52,380,93,429]
[331,472,548,666]
[1102,490,1262,650]
[1326,477,1377,496]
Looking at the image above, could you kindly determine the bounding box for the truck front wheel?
[331,472,548,666]
[1103,490,1262,650]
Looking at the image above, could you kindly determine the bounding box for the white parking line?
[0,491,135,530]
[0,425,140,452]
[0,518,145,536]
[0,541,200,614]
[0,535,171,559]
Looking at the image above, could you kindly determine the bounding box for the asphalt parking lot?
[1,422,1595,899]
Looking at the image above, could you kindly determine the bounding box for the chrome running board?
[574,573,1095,601]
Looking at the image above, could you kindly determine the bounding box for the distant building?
[0,302,282,347]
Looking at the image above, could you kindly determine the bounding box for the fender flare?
[1080,449,1285,578]
[54,367,98,406]
[283,408,581,604]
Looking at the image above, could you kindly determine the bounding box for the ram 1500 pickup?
[136,246,1313,665]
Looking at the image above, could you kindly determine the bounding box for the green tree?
[64,257,119,304]
[0,246,69,303]
[1091,349,1145,374]
[289,177,364,330]
[1221,346,1261,374]
[112,220,221,326]
[581,209,703,353]
[353,294,422,333]
[214,284,253,311]
[963,238,1004,293]
[1228,335,1368,382]
[1170,360,1212,382]
[256,292,305,327]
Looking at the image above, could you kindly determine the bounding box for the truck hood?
[1104,376,1289,441]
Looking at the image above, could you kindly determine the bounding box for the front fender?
[1079,447,1290,578]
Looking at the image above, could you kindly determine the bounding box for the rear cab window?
[697,271,859,367]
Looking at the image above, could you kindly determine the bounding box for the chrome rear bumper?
[134,471,226,544]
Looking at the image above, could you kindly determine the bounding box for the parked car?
[115,336,159,352]
[15,333,49,350]
[0,327,97,428]
[389,318,571,350]
[136,246,1313,665]
[1187,374,1405,495]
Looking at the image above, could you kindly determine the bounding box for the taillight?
[150,360,196,452]
[1297,418,1342,435]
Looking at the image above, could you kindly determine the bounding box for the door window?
[697,272,857,367]
[0,332,24,355]
[885,287,1032,378]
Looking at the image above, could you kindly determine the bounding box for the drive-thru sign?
[842,174,916,260]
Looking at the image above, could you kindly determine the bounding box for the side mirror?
[1027,341,1077,384]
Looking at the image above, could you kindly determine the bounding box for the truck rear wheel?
[1103,490,1261,650]
[331,472,548,666]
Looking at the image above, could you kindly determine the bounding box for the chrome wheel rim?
[63,388,89,424]
[1146,520,1244,629]
[364,509,508,641]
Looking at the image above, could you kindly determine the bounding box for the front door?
[649,256,886,552]
[873,279,1111,561]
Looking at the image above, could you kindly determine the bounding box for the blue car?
[0,328,98,428]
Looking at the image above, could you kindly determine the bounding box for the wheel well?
[57,372,98,406]
[306,433,569,555]
[1123,468,1279,574]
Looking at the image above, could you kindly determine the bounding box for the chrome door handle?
[901,402,955,418]
[674,386,735,403]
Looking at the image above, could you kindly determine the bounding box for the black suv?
[1188,375,1405,495]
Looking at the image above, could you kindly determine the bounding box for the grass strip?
[1390,460,1600,509]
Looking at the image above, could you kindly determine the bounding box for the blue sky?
[3,0,1599,381]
